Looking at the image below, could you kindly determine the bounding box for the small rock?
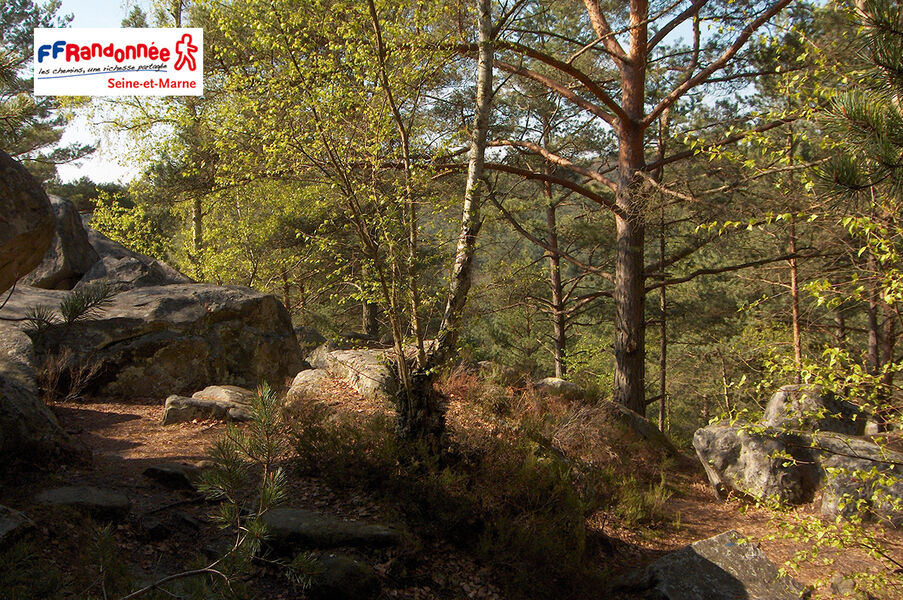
[142,462,203,491]
[534,377,582,399]
[261,508,402,552]
[0,505,33,548]
[310,553,380,600]
[161,394,252,425]
[36,486,130,521]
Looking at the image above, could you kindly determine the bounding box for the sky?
[55,0,150,184]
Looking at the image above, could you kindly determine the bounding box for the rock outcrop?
[78,227,193,292]
[36,486,131,521]
[23,195,99,290]
[694,385,902,524]
[614,530,808,600]
[309,345,397,401]
[762,385,866,435]
[0,150,55,294]
[0,324,87,464]
[3,284,302,398]
[693,424,819,504]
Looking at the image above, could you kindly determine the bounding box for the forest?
[1,0,902,598]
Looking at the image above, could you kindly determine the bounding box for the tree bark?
[655,110,669,432]
[789,214,802,384]
[433,0,493,366]
[613,0,649,415]
[546,201,566,378]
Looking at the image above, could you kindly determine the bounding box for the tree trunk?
[867,254,881,375]
[281,269,292,316]
[789,214,802,384]
[192,196,203,278]
[432,0,493,366]
[397,0,493,445]
[834,305,846,345]
[881,303,896,392]
[363,301,378,339]
[545,193,566,377]
[613,5,648,414]
[655,110,669,432]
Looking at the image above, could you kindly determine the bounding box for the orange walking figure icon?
[174,33,197,71]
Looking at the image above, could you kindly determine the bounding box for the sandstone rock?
[598,399,680,457]
[261,508,402,551]
[0,149,55,294]
[23,195,99,290]
[3,283,302,397]
[36,486,130,521]
[814,433,903,525]
[142,462,205,491]
[162,394,252,425]
[693,423,820,504]
[286,369,331,405]
[81,226,193,289]
[309,345,397,401]
[762,385,866,435]
[614,530,808,600]
[0,323,87,464]
[294,326,326,355]
[0,505,33,548]
[192,384,255,405]
[310,553,380,600]
[534,377,582,399]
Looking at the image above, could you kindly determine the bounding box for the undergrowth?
[288,367,680,599]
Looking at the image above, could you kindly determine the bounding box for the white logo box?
[34,28,203,96]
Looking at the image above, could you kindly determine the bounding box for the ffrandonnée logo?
[34,28,203,97]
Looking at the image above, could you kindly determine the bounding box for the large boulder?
[614,530,808,600]
[0,323,87,464]
[79,227,193,291]
[762,385,866,435]
[693,424,820,504]
[0,150,55,294]
[22,195,99,290]
[309,345,398,401]
[2,284,302,397]
[814,433,903,525]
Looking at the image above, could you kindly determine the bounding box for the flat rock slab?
[0,505,33,547]
[192,385,255,405]
[162,395,252,425]
[36,486,130,521]
[616,530,808,600]
[261,508,402,551]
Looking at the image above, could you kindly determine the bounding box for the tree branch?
[644,0,793,126]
